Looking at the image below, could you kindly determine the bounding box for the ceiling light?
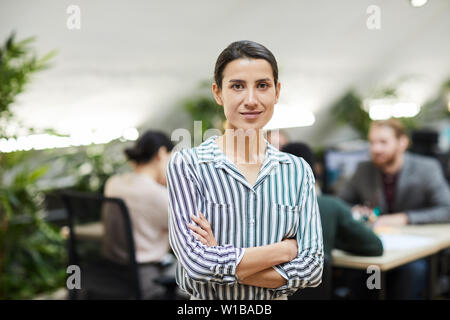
[0,127,139,153]
[122,127,139,141]
[264,104,315,130]
[366,99,420,120]
[410,0,428,8]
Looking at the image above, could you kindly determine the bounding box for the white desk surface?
[332,223,450,271]
[74,222,450,272]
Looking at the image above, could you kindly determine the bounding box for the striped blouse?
[167,135,323,300]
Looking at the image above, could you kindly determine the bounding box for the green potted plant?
[182,80,226,142]
[0,32,65,299]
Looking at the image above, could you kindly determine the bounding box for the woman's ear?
[275,81,281,104]
[156,146,167,160]
[212,82,224,106]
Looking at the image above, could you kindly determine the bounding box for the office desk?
[74,222,450,298]
[332,223,450,299]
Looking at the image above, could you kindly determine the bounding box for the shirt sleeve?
[272,160,324,297]
[406,159,450,224]
[167,150,245,284]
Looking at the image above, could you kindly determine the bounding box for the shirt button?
[249,219,255,224]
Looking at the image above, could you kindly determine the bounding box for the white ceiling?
[1,0,449,146]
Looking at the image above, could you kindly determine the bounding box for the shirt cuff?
[271,265,293,298]
[233,247,246,282]
[211,246,245,283]
[273,265,289,281]
[406,211,423,224]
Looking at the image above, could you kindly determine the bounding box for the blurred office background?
[0,0,449,299]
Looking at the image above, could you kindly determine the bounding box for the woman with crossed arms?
[167,40,323,300]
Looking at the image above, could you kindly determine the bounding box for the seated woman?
[102,130,174,299]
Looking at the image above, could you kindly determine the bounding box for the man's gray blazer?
[338,152,450,224]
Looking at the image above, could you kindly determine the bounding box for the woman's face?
[213,58,280,131]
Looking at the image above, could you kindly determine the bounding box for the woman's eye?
[258,83,268,89]
[231,84,243,90]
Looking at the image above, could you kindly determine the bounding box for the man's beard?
[373,152,398,171]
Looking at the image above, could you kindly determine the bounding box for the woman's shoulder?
[169,136,217,166]
[105,172,127,185]
[168,147,198,167]
[104,172,134,195]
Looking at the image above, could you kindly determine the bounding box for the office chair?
[61,190,142,299]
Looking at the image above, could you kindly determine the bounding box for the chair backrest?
[289,255,332,300]
[61,190,141,299]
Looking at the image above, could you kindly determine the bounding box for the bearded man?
[338,118,450,299]
[339,118,450,227]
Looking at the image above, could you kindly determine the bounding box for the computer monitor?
[323,148,370,195]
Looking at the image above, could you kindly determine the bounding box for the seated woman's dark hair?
[124,130,174,164]
[282,142,315,176]
[214,40,278,89]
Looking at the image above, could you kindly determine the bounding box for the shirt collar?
[197,135,293,165]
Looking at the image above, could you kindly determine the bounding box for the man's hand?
[373,212,408,228]
[352,205,374,218]
[188,212,218,246]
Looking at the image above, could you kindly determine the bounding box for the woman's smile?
[239,110,263,120]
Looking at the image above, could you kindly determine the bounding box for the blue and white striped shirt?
[167,135,323,300]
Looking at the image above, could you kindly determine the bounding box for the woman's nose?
[244,88,257,106]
